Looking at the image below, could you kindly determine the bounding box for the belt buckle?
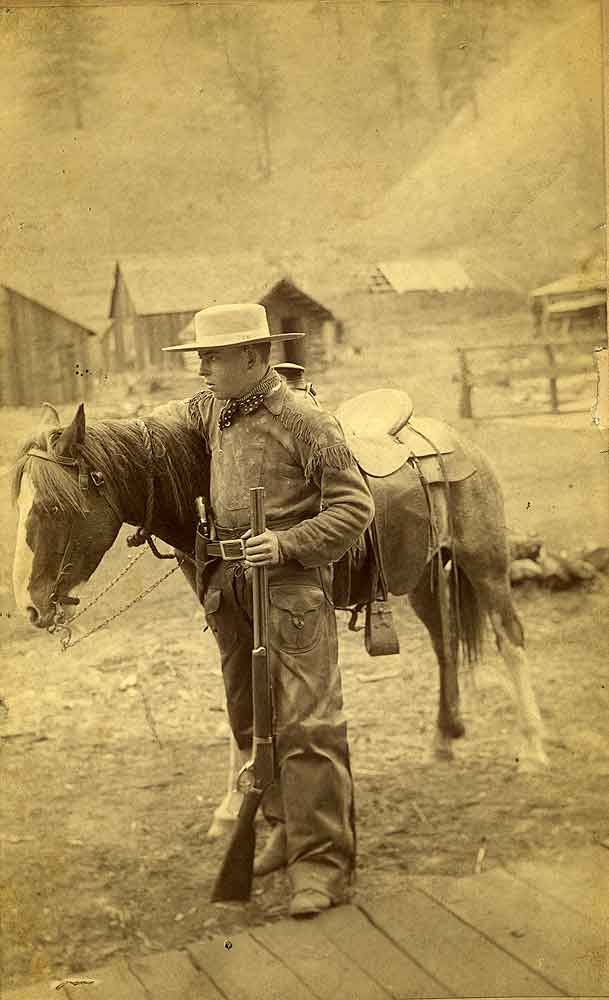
[219,538,246,561]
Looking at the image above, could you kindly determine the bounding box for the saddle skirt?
[336,388,476,484]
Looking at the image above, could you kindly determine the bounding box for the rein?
[25,421,186,649]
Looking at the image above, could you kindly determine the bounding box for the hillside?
[1,1,599,292]
[357,3,604,290]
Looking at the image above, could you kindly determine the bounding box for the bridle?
[23,423,179,646]
[24,447,125,637]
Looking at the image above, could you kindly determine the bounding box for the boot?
[289,889,333,918]
[253,824,287,876]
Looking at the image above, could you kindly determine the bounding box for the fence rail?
[457,338,599,419]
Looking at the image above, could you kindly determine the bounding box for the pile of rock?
[509,533,609,590]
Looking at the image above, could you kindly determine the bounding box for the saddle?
[336,388,476,484]
[334,390,477,655]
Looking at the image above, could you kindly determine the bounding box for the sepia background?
[1,1,607,995]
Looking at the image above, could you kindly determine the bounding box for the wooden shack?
[530,267,606,337]
[369,257,474,298]
[109,257,341,372]
[0,285,97,406]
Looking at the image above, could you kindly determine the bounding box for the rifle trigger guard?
[236,759,255,793]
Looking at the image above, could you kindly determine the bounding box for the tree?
[28,8,117,131]
[373,2,423,129]
[432,1,498,121]
[310,1,345,38]
[431,0,564,123]
[210,5,282,179]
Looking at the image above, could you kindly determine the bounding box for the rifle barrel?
[211,487,273,903]
[250,487,268,649]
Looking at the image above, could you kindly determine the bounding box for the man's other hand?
[242,528,280,566]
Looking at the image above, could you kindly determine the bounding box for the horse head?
[12,402,122,628]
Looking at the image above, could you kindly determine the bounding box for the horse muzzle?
[27,595,79,630]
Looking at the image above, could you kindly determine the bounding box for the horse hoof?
[448,719,466,740]
[432,737,455,762]
[206,816,237,840]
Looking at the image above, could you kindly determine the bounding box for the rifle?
[211,486,275,902]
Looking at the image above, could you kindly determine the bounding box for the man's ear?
[54,402,86,457]
[245,345,259,369]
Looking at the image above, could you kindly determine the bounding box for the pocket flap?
[269,587,323,615]
[204,589,222,614]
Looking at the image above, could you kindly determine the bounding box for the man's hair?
[245,341,271,366]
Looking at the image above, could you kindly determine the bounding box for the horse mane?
[12,406,207,523]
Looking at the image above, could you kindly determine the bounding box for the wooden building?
[530,266,606,337]
[0,284,97,406]
[108,257,341,373]
[369,257,474,297]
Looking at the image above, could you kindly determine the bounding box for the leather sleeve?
[276,413,375,568]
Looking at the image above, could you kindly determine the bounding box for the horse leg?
[175,560,244,837]
[409,560,464,760]
[206,729,249,839]
[473,573,548,771]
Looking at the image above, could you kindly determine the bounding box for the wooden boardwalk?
[7,844,609,999]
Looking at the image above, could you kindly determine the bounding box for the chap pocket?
[269,586,325,654]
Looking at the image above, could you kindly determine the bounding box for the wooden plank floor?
[6,845,609,1000]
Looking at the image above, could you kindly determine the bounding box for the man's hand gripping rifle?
[211,486,275,903]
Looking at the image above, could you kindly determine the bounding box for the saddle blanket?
[338,461,431,605]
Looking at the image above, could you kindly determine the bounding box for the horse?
[11,398,548,833]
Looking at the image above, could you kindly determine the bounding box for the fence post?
[458,348,474,418]
[544,343,560,414]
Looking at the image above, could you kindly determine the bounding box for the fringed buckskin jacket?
[186,380,374,568]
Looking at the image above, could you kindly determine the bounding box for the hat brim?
[162,331,305,353]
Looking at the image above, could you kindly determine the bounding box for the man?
[163,303,374,917]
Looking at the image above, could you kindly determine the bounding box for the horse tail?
[451,562,485,667]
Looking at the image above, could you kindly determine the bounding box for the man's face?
[197,346,251,399]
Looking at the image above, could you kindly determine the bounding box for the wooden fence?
[456,337,600,419]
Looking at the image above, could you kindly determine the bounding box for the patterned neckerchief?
[218,368,282,430]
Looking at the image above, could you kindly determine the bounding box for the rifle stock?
[211,487,274,903]
[210,788,262,902]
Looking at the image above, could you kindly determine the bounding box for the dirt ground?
[1,312,607,990]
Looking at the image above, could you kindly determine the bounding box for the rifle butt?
[210,790,263,903]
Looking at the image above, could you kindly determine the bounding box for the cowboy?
[163,303,374,917]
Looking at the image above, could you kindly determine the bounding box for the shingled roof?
[115,255,337,318]
[530,269,606,300]
[1,257,116,335]
[377,257,473,293]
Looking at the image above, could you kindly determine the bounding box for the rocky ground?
[2,315,607,991]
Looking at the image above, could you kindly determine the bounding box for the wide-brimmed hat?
[162,302,305,353]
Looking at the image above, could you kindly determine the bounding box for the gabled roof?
[116,255,337,318]
[377,257,473,293]
[530,270,606,299]
[1,257,115,335]
[1,283,101,337]
[546,292,606,315]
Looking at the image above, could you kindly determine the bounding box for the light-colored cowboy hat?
[162,302,305,353]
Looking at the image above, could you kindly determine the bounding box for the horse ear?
[54,402,86,457]
[39,402,60,430]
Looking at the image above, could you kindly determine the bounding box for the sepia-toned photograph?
[1,1,607,997]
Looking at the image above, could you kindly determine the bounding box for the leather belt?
[205,538,247,561]
[203,516,302,561]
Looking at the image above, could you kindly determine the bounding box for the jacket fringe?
[277,402,316,448]
[278,400,355,483]
[304,443,356,483]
